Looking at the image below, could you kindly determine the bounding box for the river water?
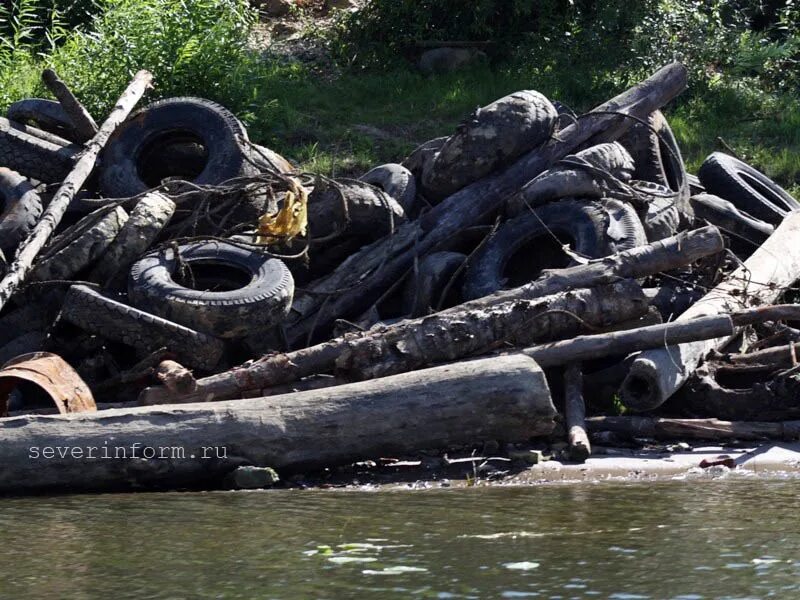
[2,479,799,599]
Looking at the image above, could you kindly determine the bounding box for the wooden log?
[0,70,152,312]
[525,315,734,367]
[140,280,647,405]
[586,416,800,442]
[620,212,800,411]
[0,355,556,494]
[41,69,99,142]
[284,63,689,347]
[564,363,590,462]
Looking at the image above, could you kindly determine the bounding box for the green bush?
[0,0,259,115]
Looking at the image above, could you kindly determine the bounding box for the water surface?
[2,479,799,599]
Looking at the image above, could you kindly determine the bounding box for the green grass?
[1,0,800,197]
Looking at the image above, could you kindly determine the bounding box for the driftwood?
[140,280,647,405]
[587,416,800,442]
[0,70,152,311]
[41,69,99,142]
[565,363,590,461]
[284,63,688,347]
[620,211,800,411]
[525,315,734,367]
[523,304,800,368]
[0,355,556,494]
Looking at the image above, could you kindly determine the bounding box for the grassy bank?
[1,0,799,194]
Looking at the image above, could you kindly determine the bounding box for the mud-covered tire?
[697,152,800,225]
[422,91,558,199]
[308,179,406,242]
[31,207,128,281]
[62,284,225,370]
[0,117,78,183]
[402,136,448,179]
[573,142,635,181]
[462,200,613,300]
[360,163,417,212]
[687,173,705,195]
[7,99,78,142]
[619,110,691,221]
[690,193,774,245]
[0,168,42,254]
[642,197,680,242]
[403,251,466,317]
[88,193,176,288]
[99,97,257,197]
[129,240,294,339]
[603,199,647,252]
[247,144,294,174]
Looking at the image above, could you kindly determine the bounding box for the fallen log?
[565,363,590,462]
[586,416,800,442]
[522,304,800,368]
[41,69,99,142]
[620,211,800,411]
[140,280,647,405]
[0,355,556,494]
[525,314,734,367]
[0,70,152,311]
[284,63,688,346]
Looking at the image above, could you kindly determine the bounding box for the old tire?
[619,110,691,222]
[62,284,225,371]
[360,163,417,212]
[0,168,42,254]
[129,241,294,339]
[603,199,647,252]
[697,152,800,225]
[462,200,614,300]
[573,142,635,181]
[99,97,256,197]
[31,207,129,281]
[403,251,466,317]
[88,193,176,288]
[7,98,78,142]
[0,117,78,183]
[308,179,406,242]
[422,91,558,199]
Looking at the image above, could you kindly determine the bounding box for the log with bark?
[140,280,648,405]
[284,62,689,347]
[619,211,800,411]
[41,69,99,142]
[0,354,556,494]
[0,70,153,311]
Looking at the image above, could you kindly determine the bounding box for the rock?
[258,0,293,17]
[272,21,299,37]
[229,466,280,489]
[418,47,487,75]
[326,0,358,9]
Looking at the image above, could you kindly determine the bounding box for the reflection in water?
[1,479,800,598]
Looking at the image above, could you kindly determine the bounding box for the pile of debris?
[1,62,799,494]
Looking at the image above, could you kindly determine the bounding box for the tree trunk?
[0,355,556,494]
[140,280,647,405]
[524,314,734,367]
[0,70,152,311]
[41,69,99,142]
[620,211,800,411]
[586,416,800,442]
[565,363,590,461]
[285,63,689,346]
